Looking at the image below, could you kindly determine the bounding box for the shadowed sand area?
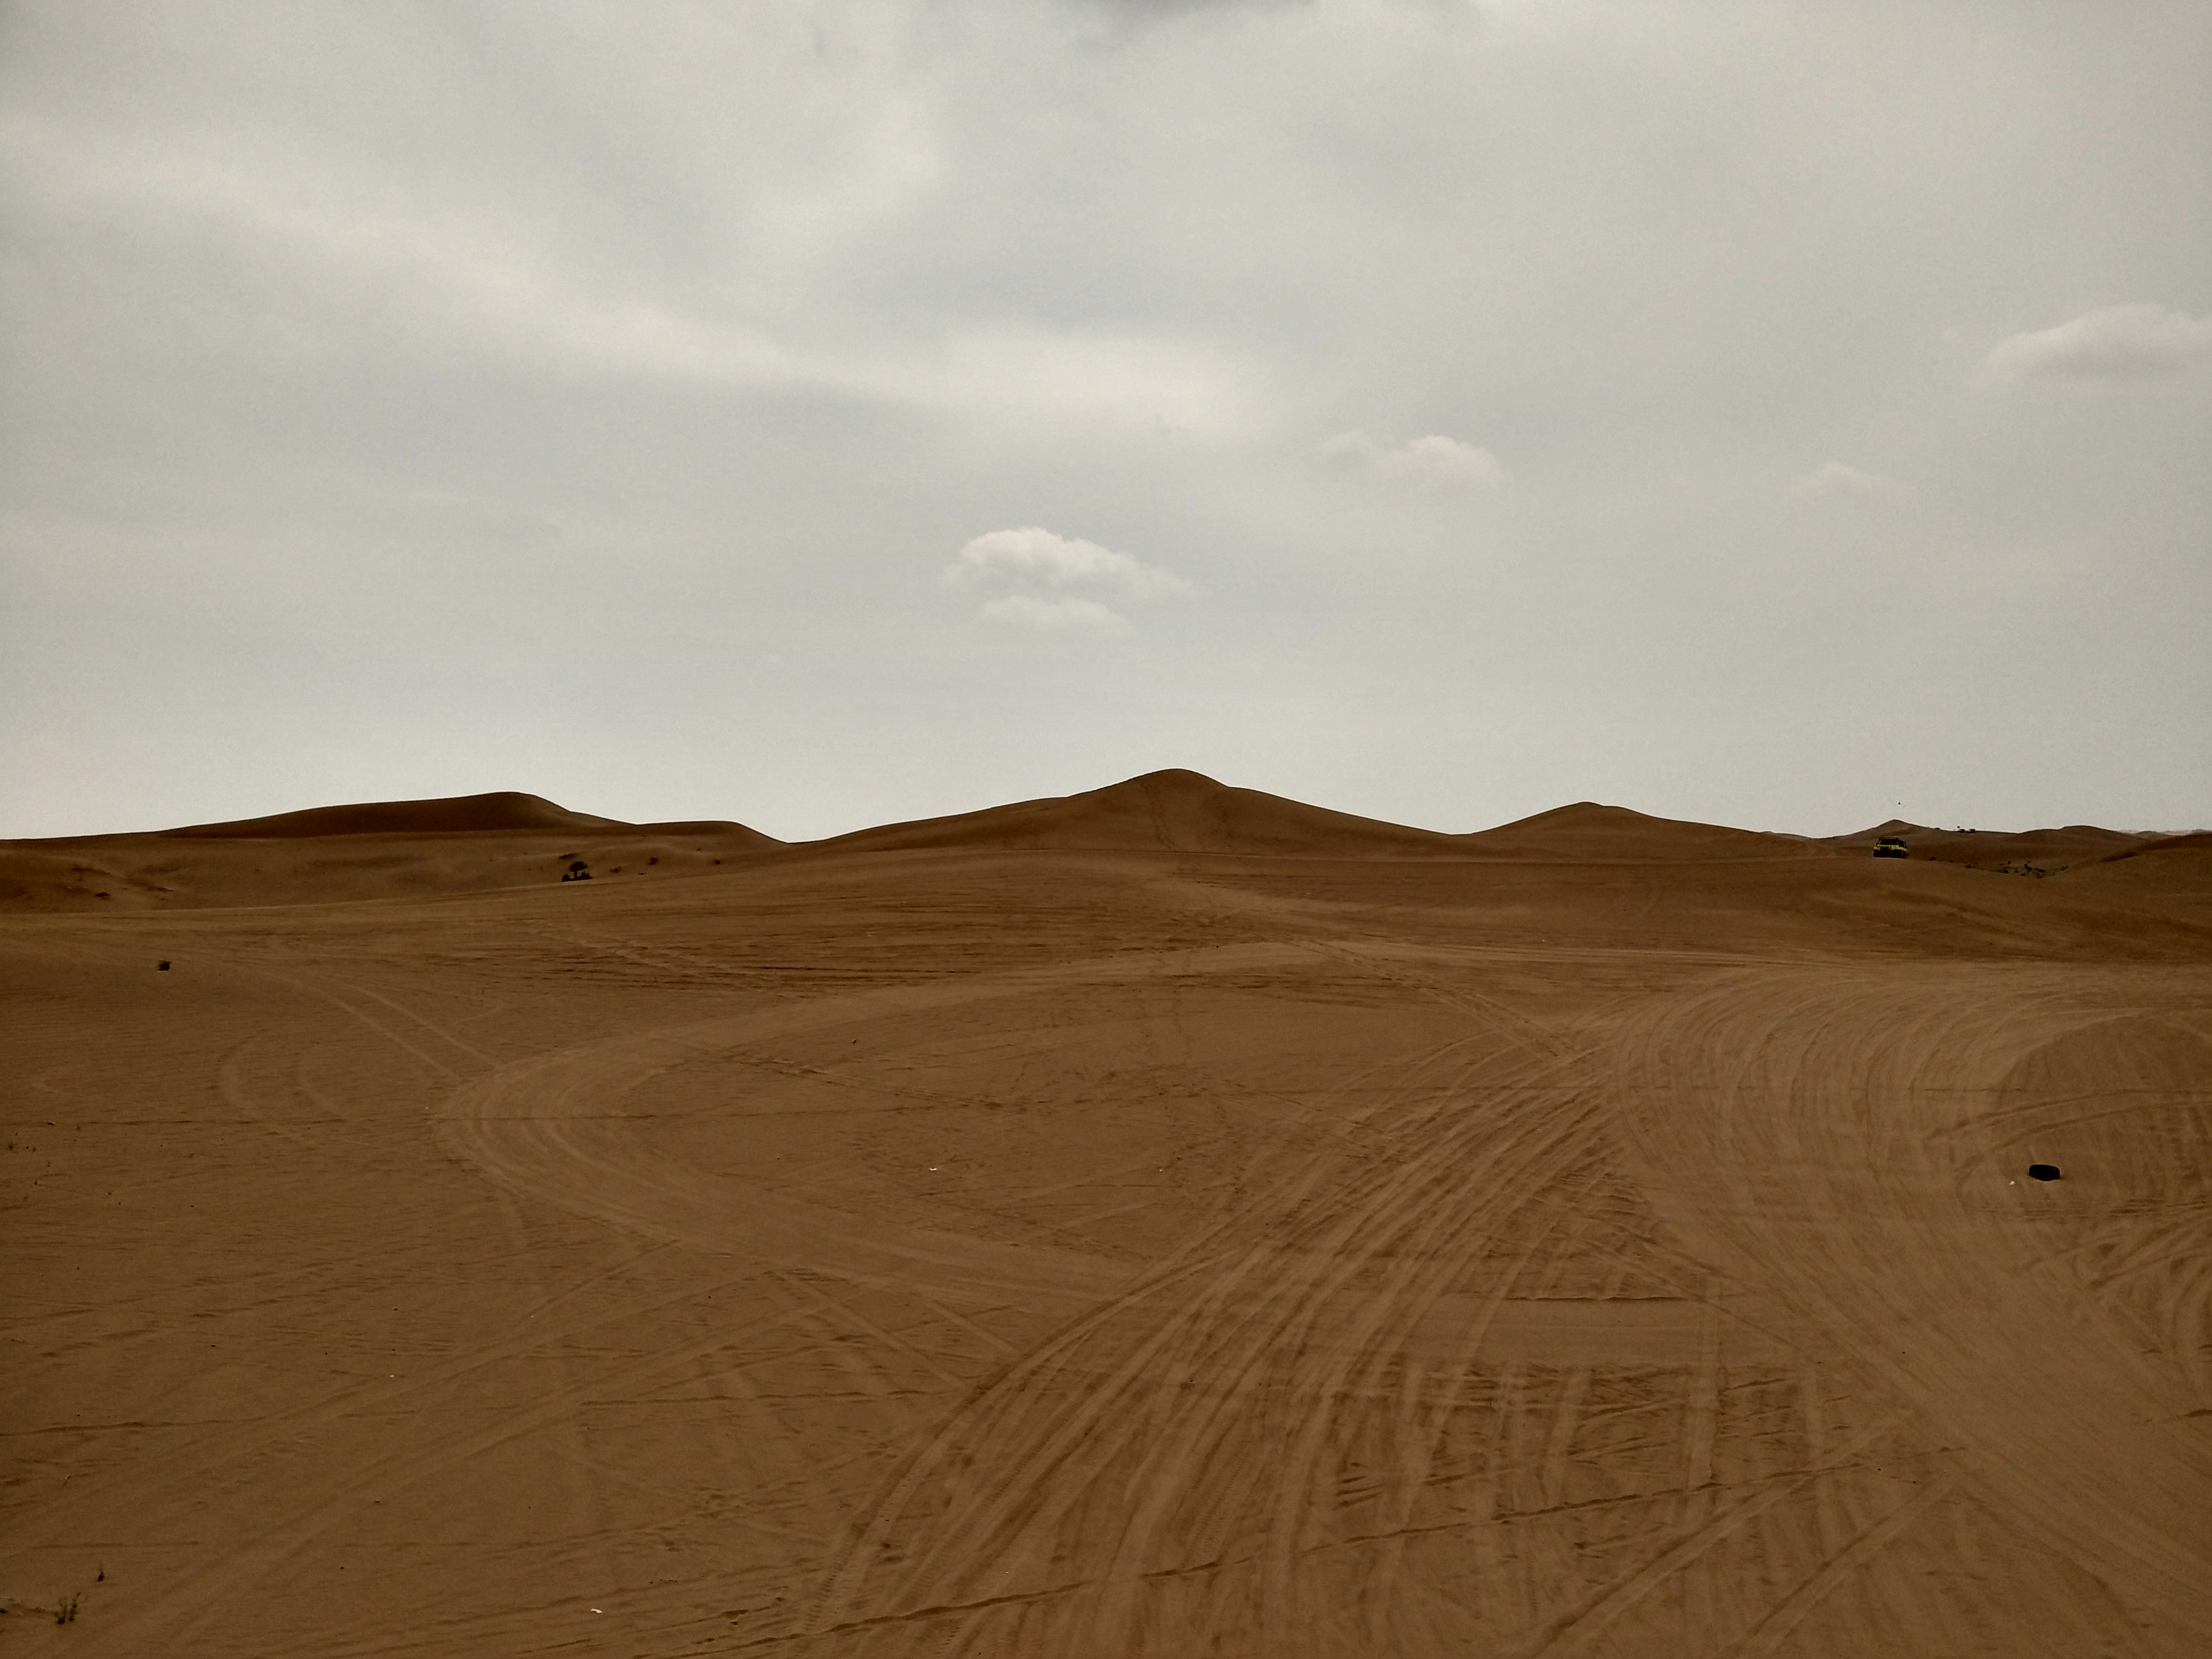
[4,772,2210,1656]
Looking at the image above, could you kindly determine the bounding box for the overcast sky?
[4,1,2208,840]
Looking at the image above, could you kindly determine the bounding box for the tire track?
[804,1029,1513,1643]
[1720,1476,1954,1659]
[79,1267,888,1655]
[1521,1412,1907,1658]
[804,1016,1612,1656]
[1607,963,2212,1644]
[800,1035,1504,1646]
[435,946,1362,1311]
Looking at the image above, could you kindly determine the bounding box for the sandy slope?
[2056,835,2212,904]
[0,792,778,912]
[4,782,2210,1656]
[158,790,644,839]
[1464,801,1826,862]
[811,768,1479,857]
[1823,819,2157,874]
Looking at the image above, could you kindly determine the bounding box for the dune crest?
[163,791,637,839]
[2,792,778,910]
[810,768,1476,858]
[1823,819,2155,873]
[5,776,2188,911]
[1459,800,1825,862]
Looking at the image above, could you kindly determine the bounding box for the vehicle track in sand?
[803,1036,1599,1656]
[1610,962,2212,1646]
[434,943,1357,1311]
[784,940,1866,1657]
[16,900,2210,1657]
[5,956,966,1657]
[416,941,1946,1653]
[429,932,1646,1654]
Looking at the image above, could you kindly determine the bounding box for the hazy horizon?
[12,765,2204,847]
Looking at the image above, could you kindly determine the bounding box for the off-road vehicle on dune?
[1873,836,1909,859]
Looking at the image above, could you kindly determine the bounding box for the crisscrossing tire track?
[1606,962,2212,1644]
[805,1015,1607,1654]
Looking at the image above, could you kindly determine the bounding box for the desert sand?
[4,769,2210,1656]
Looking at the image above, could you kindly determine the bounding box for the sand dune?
[811,767,1478,857]
[1462,800,1829,861]
[2079,829,2212,867]
[2056,833,2212,903]
[5,775,2210,1656]
[1825,818,2155,874]
[159,790,639,839]
[25,778,2175,915]
[0,792,781,912]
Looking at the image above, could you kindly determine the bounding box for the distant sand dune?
[158,790,635,839]
[1460,800,1828,862]
[1824,818,2156,873]
[0,792,779,911]
[808,768,1480,857]
[157,789,773,843]
[10,777,2184,912]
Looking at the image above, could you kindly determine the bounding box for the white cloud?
[944,526,1194,599]
[1321,430,1506,487]
[1790,461,1913,504]
[977,594,1127,631]
[944,526,1194,632]
[1985,304,2212,383]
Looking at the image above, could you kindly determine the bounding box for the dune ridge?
[808,768,1477,858]
[1457,800,1829,862]
[1820,819,2154,873]
[1,792,779,911]
[4,773,2195,912]
[157,790,755,841]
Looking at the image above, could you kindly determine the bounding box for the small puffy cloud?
[977,594,1127,632]
[1790,462,1913,504]
[944,525,1194,631]
[944,526,1194,599]
[1986,304,2212,383]
[1321,431,1506,487]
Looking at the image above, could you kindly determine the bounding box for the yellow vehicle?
[1873,836,1909,859]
